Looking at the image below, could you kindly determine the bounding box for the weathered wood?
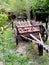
[30,33,49,53]
[15,27,19,45]
[30,34,42,45]
[20,35,32,42]
[15,20,48,55]
[16,21,41,27]
[16,37,18,45]
[38,45,43,56]
[16,21,40,35]
[18,29,40,35]
[20,35,39,44]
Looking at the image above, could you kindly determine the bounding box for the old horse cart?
[14,20,49,56]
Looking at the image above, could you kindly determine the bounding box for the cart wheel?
[40,25,48,42]
[42,31,48,42]
[14,28,18,45]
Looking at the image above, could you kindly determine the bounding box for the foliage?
[0,0,49,15]
[0,13,9,27]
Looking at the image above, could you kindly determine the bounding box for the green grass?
[45,40,49,45]
[0,29,49,65]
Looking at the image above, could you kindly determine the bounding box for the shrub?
[0,13,9,27]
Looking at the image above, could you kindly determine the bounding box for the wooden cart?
[14,20,48,56]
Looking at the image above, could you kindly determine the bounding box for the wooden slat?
[19,30,40,34]
[16,21,41,28]
[19,29,40,34]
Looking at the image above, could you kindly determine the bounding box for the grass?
[0,29,49,65]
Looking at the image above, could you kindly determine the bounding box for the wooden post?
[16,27,19,45]
[16,37,18,45]
[38,45,43,56]
[14,27,19,45]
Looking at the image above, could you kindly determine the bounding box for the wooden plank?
[16,21,41,28]
[20,35,39,45]
[18,27,40,34]
[30,34,42,45]
[19,30,40,35]
[16,24,40,28]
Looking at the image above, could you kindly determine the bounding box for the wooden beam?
[20,35,39,45]
[30,33,49,53]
